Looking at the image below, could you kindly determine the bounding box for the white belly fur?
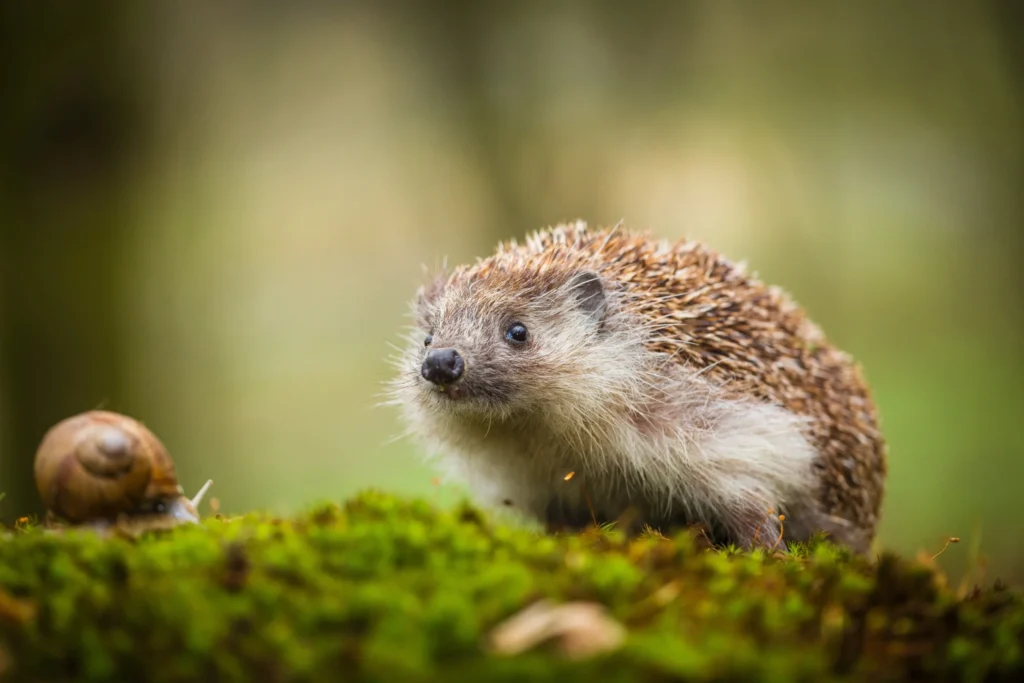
[412,385,821,543]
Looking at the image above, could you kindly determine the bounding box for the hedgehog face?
[402,269,613,421]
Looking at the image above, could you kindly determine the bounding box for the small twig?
[580,485,598,528]
[770,514,786,550]
[752,507,774,545]
[562,472,598,529]
[930,536,960,561]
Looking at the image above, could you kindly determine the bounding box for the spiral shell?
[33,410,197,525]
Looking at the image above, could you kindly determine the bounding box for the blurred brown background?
[1,2,1022,584]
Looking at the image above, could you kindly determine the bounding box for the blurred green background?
[1,2,1022,584]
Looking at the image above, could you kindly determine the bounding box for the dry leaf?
[0,590,36,626]
[487,600,625,660]
[652,580,681,606]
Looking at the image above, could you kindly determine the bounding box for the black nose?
[421,348,464,385]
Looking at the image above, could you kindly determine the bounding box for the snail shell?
[33,410,202,526]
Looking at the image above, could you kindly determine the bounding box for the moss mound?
[0,490,1021,682]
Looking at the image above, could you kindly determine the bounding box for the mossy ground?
[0,490,1021,683]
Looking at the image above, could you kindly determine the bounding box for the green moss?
[0,490,1021,682]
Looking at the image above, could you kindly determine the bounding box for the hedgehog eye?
[504,323,529,345]
[424,334,434,347]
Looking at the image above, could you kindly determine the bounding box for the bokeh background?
[1,2,1022,584]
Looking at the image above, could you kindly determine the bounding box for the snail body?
[33,410,211,530]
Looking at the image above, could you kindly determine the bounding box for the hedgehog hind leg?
[783,504,875,555]
[709,503,790,552]
[716,500,879,554]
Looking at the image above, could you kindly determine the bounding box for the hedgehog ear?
[567,270,606,322]
[413,273,447,328]
[416,272,447,308]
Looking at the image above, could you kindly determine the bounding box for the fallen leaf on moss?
[486,599,626,660]
[652,580,681,606]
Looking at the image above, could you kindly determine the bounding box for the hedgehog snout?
[421,348,464,386]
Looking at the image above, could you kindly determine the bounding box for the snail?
[33,410,212,532]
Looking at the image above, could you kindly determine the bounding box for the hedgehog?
[388,220,887,554]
